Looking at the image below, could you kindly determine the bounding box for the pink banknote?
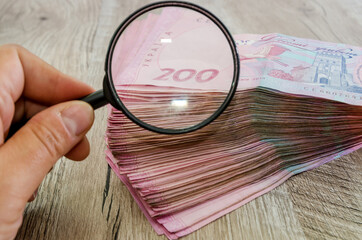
[105,6,362,240]
[235,33,362,105]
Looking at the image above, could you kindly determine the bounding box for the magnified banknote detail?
[109,6,236,132]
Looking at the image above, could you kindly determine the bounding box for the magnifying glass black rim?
[104,0,239,134]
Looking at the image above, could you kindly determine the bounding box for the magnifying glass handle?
[80,89,108,110]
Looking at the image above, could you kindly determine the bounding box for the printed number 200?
[153,68,219,82]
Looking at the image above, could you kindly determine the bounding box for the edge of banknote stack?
[105,17,362,239]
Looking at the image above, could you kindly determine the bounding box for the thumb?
[0,100,94,204]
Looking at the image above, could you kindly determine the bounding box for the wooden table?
[0,0,361,239]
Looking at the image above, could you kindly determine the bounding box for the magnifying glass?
[83,1,239,134]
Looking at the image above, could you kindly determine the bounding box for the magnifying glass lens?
[109,5,236,132]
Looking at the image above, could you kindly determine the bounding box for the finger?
[65,136,91,161]
[0,44,94,104]
[0,101,94,206]
[3,99,47,140]
[13,98,47,123]
[0,45,94,135]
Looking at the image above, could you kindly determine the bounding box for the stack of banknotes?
[105,9,362,239]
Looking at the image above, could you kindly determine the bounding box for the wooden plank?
[0,0,360,239]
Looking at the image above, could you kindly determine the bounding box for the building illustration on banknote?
[266,38,361,94]
[236,33,362,96]
[310,50,358,92]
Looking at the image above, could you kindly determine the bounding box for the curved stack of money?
[105,10,362,240]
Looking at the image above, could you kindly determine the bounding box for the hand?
[0,45,95,239]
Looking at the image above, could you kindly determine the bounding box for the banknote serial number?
[303,86,362,100]
[153,68,219,82]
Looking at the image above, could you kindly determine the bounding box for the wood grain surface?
[0,0,361,239]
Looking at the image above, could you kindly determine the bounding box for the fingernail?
[61,102,94,136]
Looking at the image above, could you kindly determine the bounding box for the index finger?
[0,44,95,105]
[0,44,95,135]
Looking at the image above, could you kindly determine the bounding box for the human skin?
[0,45,95,239]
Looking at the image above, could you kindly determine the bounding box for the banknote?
[235,33,362,105]
[105,8,362,240]
[112,7,234,92]
[106,89,362,238]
